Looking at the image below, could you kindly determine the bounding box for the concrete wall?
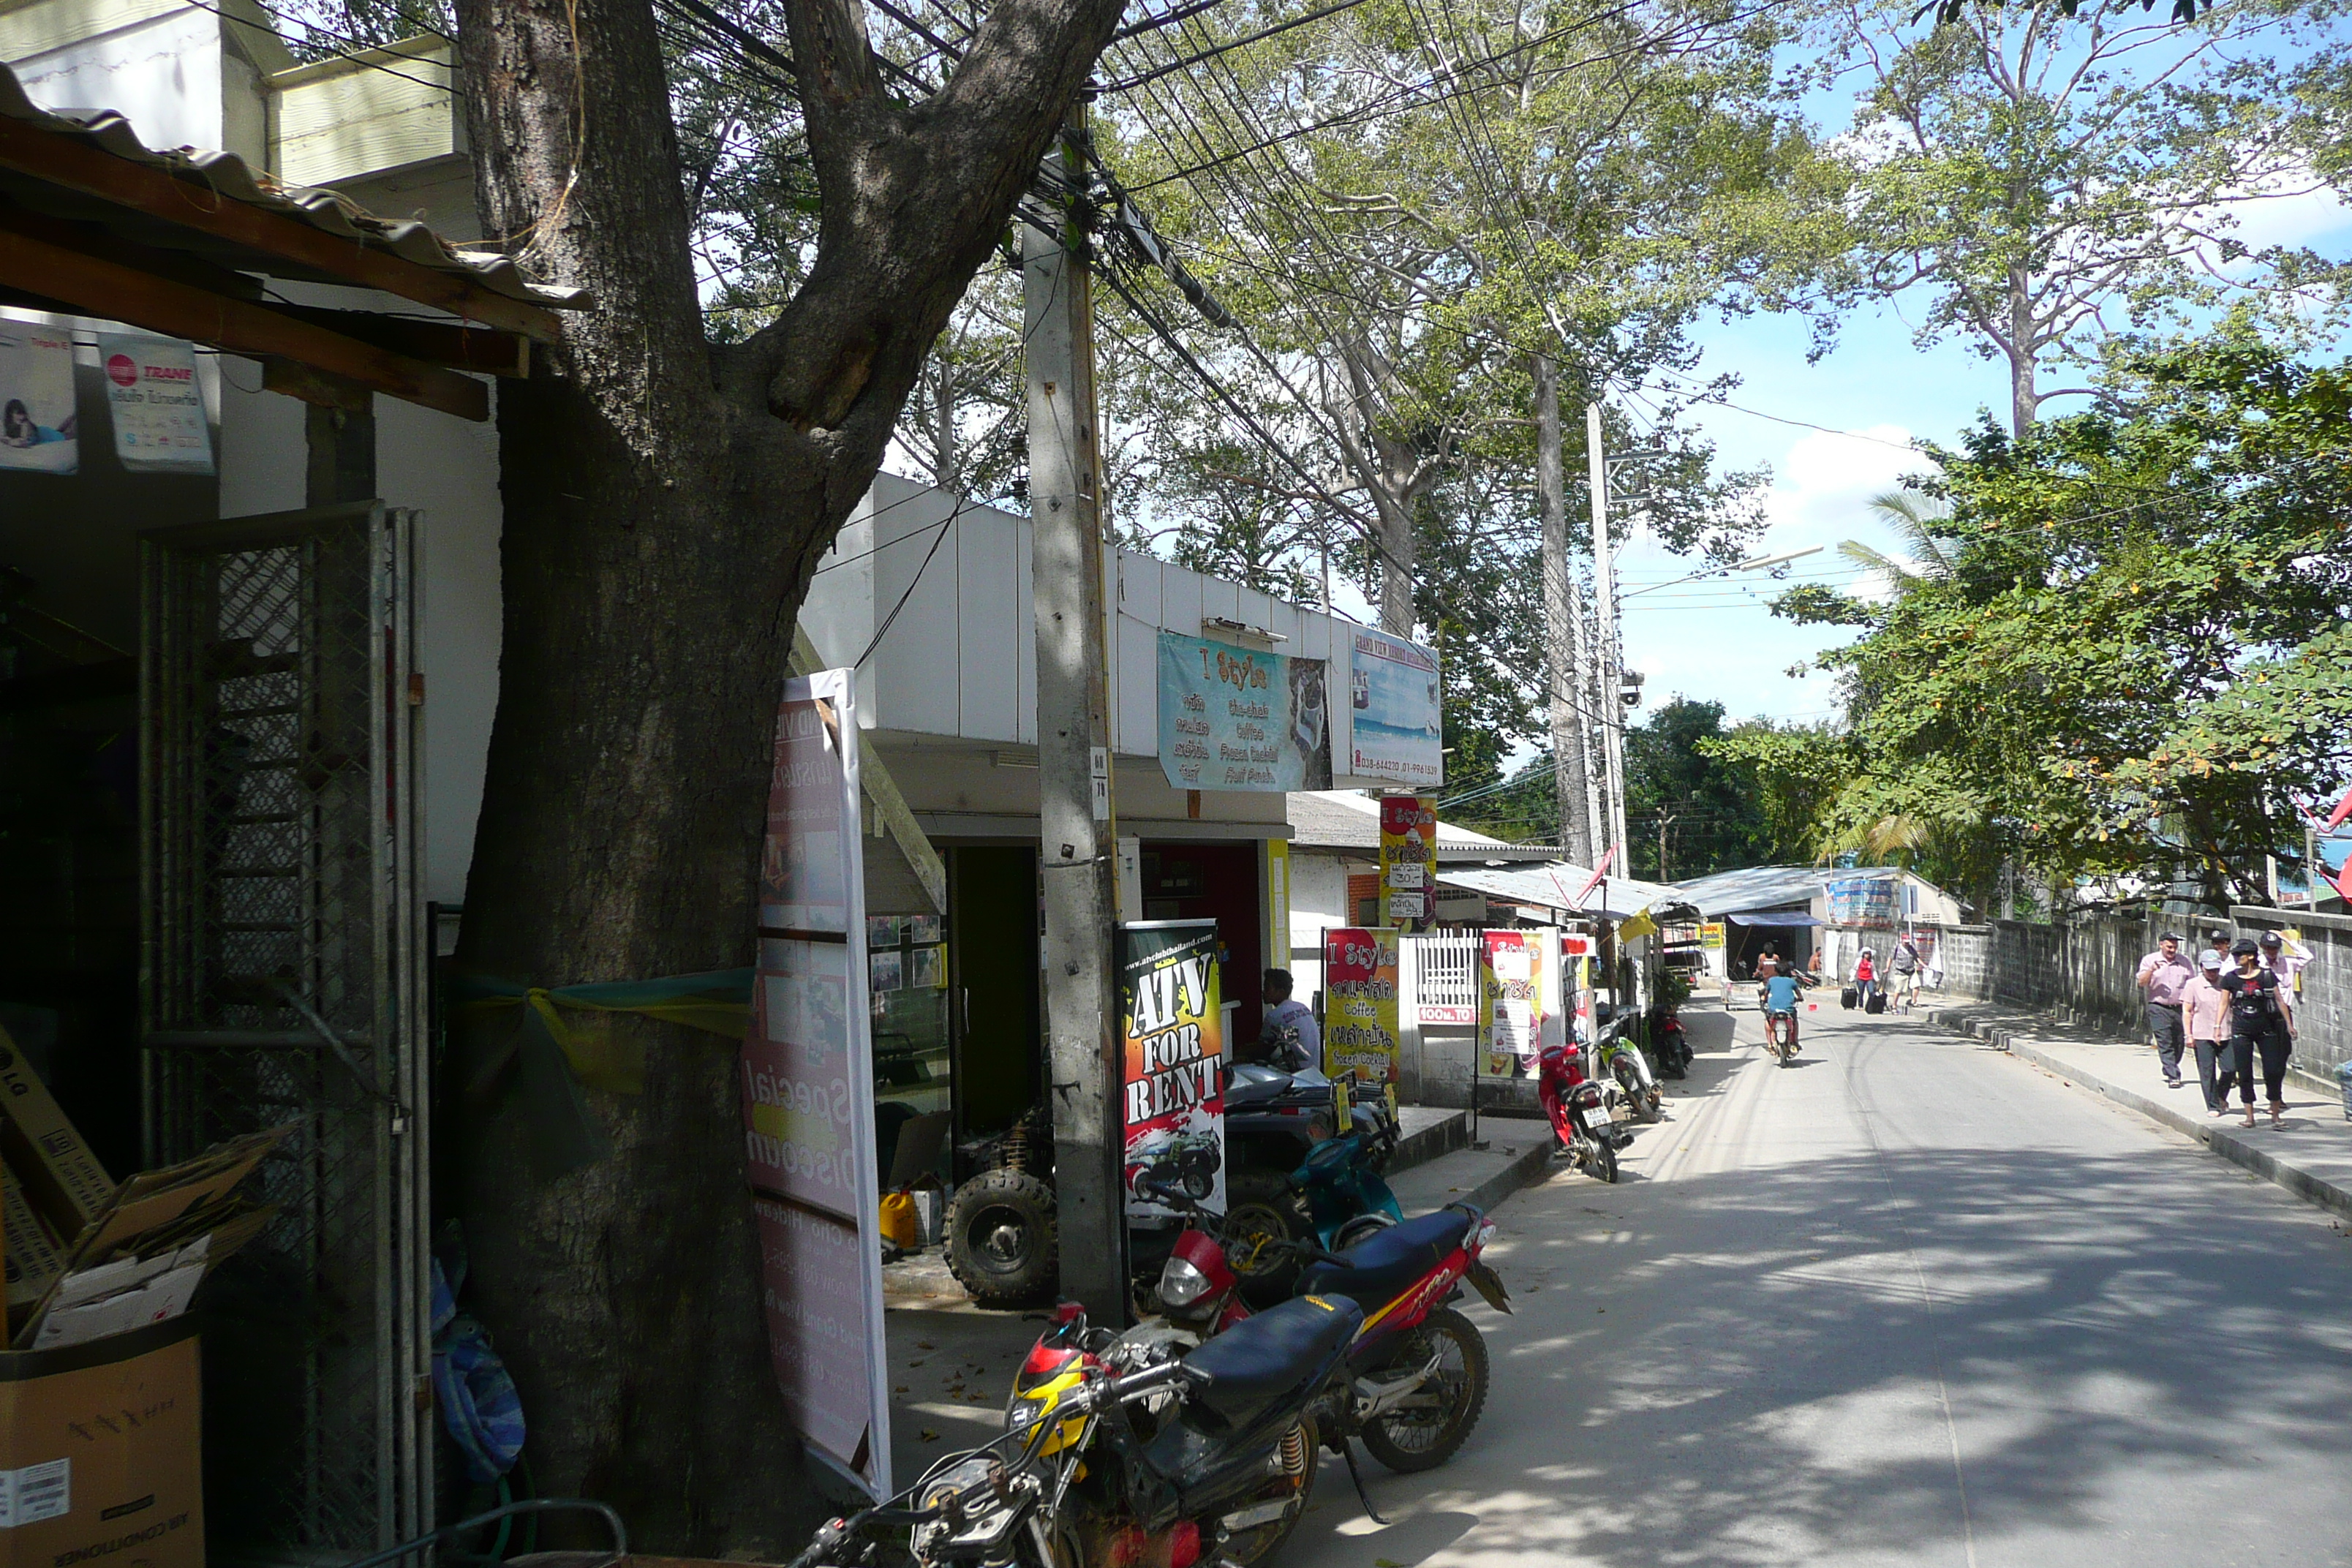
[2236,907,2352,1082]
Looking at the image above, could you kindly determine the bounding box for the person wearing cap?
[2206,928,2233,965]
[2258,928,2312,989]
[2217,938,2290,1128]
[2134,931,2196,1088]
[2182,951,2234,1115]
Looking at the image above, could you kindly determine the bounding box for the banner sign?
[1348,630,1443,787]
[1825,874,1900,929]
[1700,921,1726,951]
[1119,920,1226,1221]
[743,668,889,1501]
[1379,795,1438,930]
[1323,927,1401,1106]
[1156,631,1330,792]
[1479,930,1546,1077]
[0,327,78,475]
[97,335,212,474]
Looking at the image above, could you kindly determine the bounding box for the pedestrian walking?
[2217,939,2291,1129]
[1891,934,1923,1011]
[2258,928,2311,989]
[2204,927,2234,968]
[2184,951,2233,1115]
[1855,949,1878,1013]
[2134,931,2196,1088]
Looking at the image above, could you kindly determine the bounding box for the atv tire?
[944,1168,1058,1306]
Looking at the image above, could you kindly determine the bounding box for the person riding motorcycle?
[1760,966,1807,1054]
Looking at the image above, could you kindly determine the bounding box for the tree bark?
[448,0,1124,1546]
[2008,262,2037,438]
[1532,353,1594,863]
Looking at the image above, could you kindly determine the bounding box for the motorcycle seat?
[1296,1207,1475,1305]
[1180,1293,1362,1431]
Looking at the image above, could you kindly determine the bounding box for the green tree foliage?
[1768,331,2352,910]
[1621,699,1776,879]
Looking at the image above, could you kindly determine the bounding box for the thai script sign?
[1826,874,1900,929]
[97,335,212,474]
[1323,927,1401,1109]
[1156,632,1330,791]
[0,327,77,475]
[1479,929,1546,1077]
[1379,795,1437,930]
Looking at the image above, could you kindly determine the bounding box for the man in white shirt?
[2136,932,2195,1089]
[1257,968,1321,1070]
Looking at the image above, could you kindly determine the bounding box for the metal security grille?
[141,503,430,1557]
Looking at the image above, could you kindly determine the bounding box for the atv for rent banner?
[1323,927,1401,1115]
[1118,920,1226,1221]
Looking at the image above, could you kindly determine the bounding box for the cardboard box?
[0,1318,201,1568]
[0,1033,110,1245]
[1,1179,63,1315]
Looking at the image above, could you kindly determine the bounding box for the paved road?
[1280,1002,2352,1568]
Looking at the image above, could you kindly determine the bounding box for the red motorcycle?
[1538,1036,1634,1183]
[1128,1181,1510,1473]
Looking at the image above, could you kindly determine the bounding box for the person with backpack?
[1890,935,1923,1011]
[2217,939,2292,1129]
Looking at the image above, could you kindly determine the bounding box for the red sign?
[104,353,137,387]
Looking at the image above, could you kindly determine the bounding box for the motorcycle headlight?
[1159,1254,1211,1308]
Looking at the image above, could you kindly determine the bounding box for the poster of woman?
[0,328,78,475]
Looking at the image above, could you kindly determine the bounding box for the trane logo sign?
[103,355,192,388]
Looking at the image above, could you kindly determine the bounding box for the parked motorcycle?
[1537,1036,1632,1183]
[786,1293,1360,1568]
[1129,1177,1508,1474]
[1648,1003,1694,1079]
[1591,1003,1663,1123]
[1222,1118,1403,1300]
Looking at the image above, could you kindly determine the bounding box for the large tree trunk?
[2007,263,2037,437]
[447,0,1123,1546]
[1532,353,1594,863]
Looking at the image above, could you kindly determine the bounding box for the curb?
[1454,1137,1556,1215]
[1392,1109,1473,1175]
[1926,1011,2352,1225]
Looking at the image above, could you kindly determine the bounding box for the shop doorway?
[1139,843,1265,1046]
[949,845,1040,1156]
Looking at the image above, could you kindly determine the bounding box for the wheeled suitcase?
[1840,986,1858,1009]
[1866,991,1887,1014]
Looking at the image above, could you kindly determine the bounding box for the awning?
[1727,911,1823,927]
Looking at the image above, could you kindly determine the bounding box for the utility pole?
[1657,812,1678,884]
[1025,120,1124,1321]
[1534,355,1594,865]
[1587,403,1630,866]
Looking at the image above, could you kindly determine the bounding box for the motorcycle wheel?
[943,1168,1058,1306]
[1224,1170,1313,1300]
[1359,1308,1490,1473]
[1615,1057,1662,1124]
[1183,1169,1214,1200]
[1222,1415,1319,1566]
[1586,1135,1619,1184]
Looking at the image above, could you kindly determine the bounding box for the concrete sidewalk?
[1925,998,2352,1224]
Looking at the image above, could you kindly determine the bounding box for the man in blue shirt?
[1762,968,1806,1055]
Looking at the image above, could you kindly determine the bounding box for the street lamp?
[1618,543,1825,599]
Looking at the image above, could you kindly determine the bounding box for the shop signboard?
[95,335,213,475]
[1478,930,1545,1077]
[1826,874,1900,929]
[1379,795,1438,930]
[1156,631,1330,791]
[0,326,78,475]
[1119,920,1226,1221]
[1322,927,1401,1112]
[742,668,890,1501]
[1700,921,1726,951]
[1348,629,1444,787]
[1561,931,1595,1047]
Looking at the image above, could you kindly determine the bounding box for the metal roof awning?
[1727,911,1824,927]
[0,60,590,420]
[1435,862,1682,923]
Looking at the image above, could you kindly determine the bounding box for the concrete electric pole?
[1587,402,1630,865]
[1534,355,1595,866]
[1023,121,1126,1320]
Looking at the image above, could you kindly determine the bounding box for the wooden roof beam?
[0,224,489,421]
[0,116,570,343]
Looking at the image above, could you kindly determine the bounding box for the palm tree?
[1839,489,1955,596]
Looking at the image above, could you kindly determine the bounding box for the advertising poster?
[1349,629,1444,787]
[1156,631,1330,791]
[1379,795,1438,930]
[1323,927,1401,1111]
[1119,920,1226,1221]
[0,327,78,475]
[1479,930,1545,1077]
[1561,932,1596,1049]
[1701,921,1726,952]
[96,334,213,474]
[742,668,889,1501]
[1826,874,1900,928]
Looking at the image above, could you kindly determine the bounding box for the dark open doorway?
[948,844,1041,1158]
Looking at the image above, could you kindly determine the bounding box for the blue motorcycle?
[1224,1118,1402,1303]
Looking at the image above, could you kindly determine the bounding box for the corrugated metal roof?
[1283,791,1555,859]
[0,58,582,310]
[1436,862,1684,922]
[1670,864,1919,917]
